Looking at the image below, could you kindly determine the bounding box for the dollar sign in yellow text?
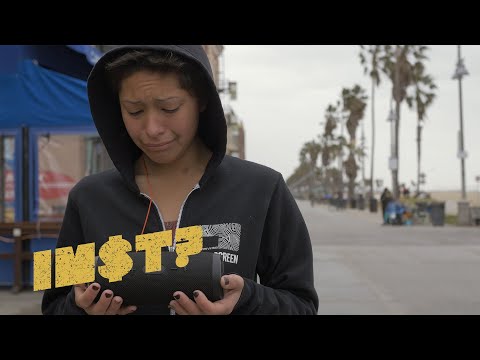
[98,235,133,282]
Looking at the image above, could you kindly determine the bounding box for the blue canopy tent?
[0,45,103,286]
[0,45,102,221]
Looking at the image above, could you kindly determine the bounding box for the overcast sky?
[223,45,480,192]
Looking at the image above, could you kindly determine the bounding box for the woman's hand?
[169,275,244,315]
[74,283,137,315]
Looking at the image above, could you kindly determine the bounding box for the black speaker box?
[93,251,224,306]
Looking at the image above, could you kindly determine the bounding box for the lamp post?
[416,122,423,195]
[476,176,480,205]
[360,120,366,196]
[452,45,469,200]
[387,100,398,196]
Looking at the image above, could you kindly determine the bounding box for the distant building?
[202,45,224,88]
[203,46,245,160]
[225,106,245,159]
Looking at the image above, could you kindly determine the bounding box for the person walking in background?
[380,188,393,224]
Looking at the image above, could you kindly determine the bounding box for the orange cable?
[141,156,154,235]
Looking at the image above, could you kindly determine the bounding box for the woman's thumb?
[221,274,243,290]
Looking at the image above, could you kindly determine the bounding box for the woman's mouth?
[144,140,175,151]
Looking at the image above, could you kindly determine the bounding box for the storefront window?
[1,136,16,222]
[36,133,113,221]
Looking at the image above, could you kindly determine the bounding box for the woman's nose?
[144,111,167,137]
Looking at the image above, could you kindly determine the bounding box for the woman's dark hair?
[105,49,210,108]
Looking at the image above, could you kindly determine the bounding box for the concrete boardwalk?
[1,200,479,314]
[301,200,480,314]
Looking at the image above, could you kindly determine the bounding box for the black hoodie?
[41,45,319,315]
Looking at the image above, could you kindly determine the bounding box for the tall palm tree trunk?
[392,46,401,199]
[309,163,315,204]
[393,100,400,199]
[348,156,356,201]
[416,121,422,195]
[361,122,365,184]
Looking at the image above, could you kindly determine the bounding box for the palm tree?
[300,140,322,170]
[359,45,382,197]
[379,45,430,198]
[344,152,357,200]
[288,140,322,194]
[320,103,339,168]
[319,103,350,195]
[342,85,368,202]
[300,140,322,199]
[406,62,436,195]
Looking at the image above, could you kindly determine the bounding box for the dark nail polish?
[224,277,230,286]
[105,292,112,298]
[174,294,180,300]
[193,291,199,298]
[92,285,99,291]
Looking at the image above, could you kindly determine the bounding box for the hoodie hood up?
[87,45,227,193]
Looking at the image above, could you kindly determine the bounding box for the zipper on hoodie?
[140,184,200,316]
[174,183,200,250]
[140,183,200,252]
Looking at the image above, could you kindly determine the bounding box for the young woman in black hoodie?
[42,46,318,315]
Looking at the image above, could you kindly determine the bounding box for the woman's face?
[119,70,201,165]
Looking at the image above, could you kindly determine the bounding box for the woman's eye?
[163,107,179,114]
[128,110,143,116]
